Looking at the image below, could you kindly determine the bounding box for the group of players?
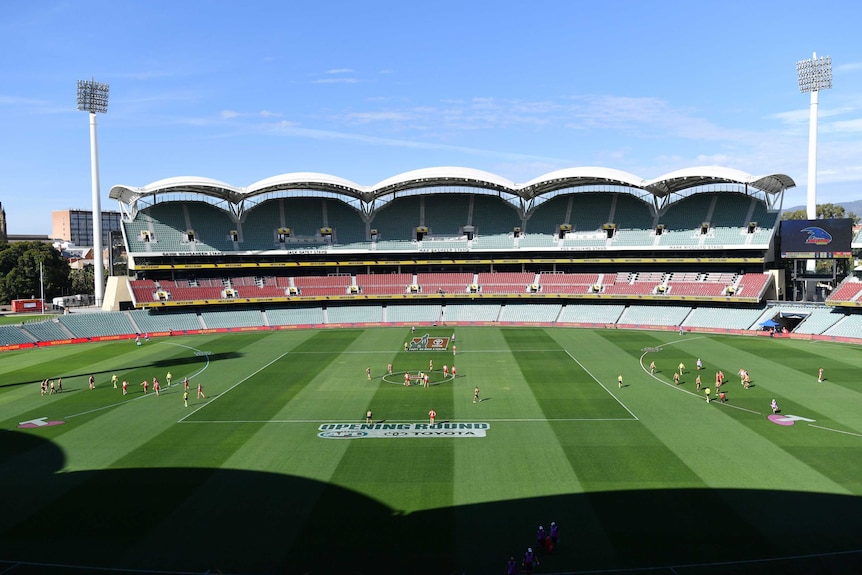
[40,370,206,408]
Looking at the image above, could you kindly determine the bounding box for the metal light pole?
[77,78,110,306]
[796,53,832,221]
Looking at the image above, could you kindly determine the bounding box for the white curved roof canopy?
[109,166,795,208]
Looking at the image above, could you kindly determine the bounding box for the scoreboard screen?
[780,218,853,259]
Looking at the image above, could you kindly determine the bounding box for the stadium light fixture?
[77,78,110,307]
[796,53,832,222]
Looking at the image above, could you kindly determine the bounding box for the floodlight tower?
[77,78,110,306]
[796,53,832,221]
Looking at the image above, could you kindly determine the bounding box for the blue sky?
[2,0,862,235]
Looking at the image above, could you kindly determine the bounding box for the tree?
[782,203,859,224]
[69,267,96,296]
[0,242,71,304]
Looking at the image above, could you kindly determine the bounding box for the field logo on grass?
[408,334,450,352]
[318,422,488,439]
[18,417,65,429]
[768,414,815,426]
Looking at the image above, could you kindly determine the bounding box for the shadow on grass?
[0,352,243,390]
[1,429,860,575]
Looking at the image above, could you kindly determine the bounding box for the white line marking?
[177,350,291,423]
[809,424,862,438]
[65,342,212,419]
[179,417,640,424]
[562,349,639,421]
[639,345,762,415]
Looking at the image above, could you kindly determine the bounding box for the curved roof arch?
[370,166,517,197]
[108,166,795,218]
[520,167,648,198]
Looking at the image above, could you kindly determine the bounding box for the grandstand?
[7,164,822,342]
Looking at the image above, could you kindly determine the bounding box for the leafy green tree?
[69,267,96,296]
[0,242,71,304]
[782,203,859,224]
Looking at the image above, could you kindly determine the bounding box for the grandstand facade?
[106,166,806,311]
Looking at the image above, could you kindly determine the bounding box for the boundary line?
[64,342,212,420]
[639,341,762,415]
[809,424,862,438]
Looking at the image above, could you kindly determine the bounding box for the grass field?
[1,326,861,575]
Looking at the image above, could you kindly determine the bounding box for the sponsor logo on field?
[18,417,65,429]
[318,422,489,439]
[768,414,816,426]
[408,334,450,351]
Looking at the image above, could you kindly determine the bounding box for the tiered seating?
[131,279,159,302]
[516,234,557,248]
[419,239,469,250]
[664,271,734,296]
[371,196,422,242]
[200,309,263,328]
[355,273,413,295]
[184,202,236,251]
[683,307,763,330]
[58,312,135,337]
[476,272,535,293]
[471,234,516,250]
[323,199,367,245]
[292,275,352,296]
[416,272,473,294]
[129,309,202,332]
[442,303,502,322]
[733,273,771,298]
[601,271,664,295]
[22,319,70,342]
[749,305,813,330]
[569,193,614,231]
[822,314,862,338]
[499,303,561,322]
[241,199,284,249]
[538,273,600,294]
[424,194,471,237]
[557,303,625,324]
[794,308,845,334]
[327,305,383,324]
[470,195,521,236]
[266,307,325,326]
[525,195,574,235]
[167,286,225,301]
[612,193,654,231]
[826,280,862,303]
[386,304,441,323]
[619,305,690,326]
[0,325,33,345]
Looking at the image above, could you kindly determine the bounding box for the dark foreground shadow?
[0,430,860,575]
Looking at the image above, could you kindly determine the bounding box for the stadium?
[1,164,862,575]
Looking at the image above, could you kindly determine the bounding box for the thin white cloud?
[835,62,862,72]
[259,110,282,118]
[325,68,355,74]
[346,111,414,123]
[220,110,243,119]
[263,121,567,163]
[312,78,359,84]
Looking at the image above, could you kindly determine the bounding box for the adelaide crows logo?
[800,226,832,246]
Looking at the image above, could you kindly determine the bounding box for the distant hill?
[783,200,862,218]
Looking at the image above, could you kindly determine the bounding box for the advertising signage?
[780,218,853,259]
